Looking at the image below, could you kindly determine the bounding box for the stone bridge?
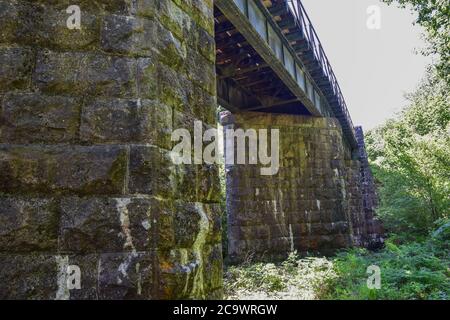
[0,0,382,299]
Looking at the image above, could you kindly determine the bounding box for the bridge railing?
[287,0,355,138]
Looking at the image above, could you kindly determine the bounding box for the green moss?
[108,149,128,194]
[158,44,186,72]
[189,203,210,299]
[171,0,214,36]
[160,14,184,41]
[160,87,184,110]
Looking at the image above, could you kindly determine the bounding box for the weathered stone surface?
[185,46,216,95]
[80,98,172,148]
[173,164,222,203]
[158,0,195,40]
[133,0,212,60]
[172,202,201,248]
[135,57,158,99]
[224,112,373,262]
[196,165,222,203]
[0,0,221,300]
[1,93,81,143]
[101,14,186,63]
[59,196,181,254]
[0,197,58,252]
[59,197,127,253]
[28,0,132,14]
[0,145,127,195]
[129,144,221,201]
[134,0,165,19]
[172,202,221,247]
[129,145,174,197]
[0,47,33,92]
[133,198,176,251]
[171,0,214,36]
[38,9,100,50]
[189,84,217,126]
[0,0,20,44]
[155,201,222,299]
[98,252,154,299]
[355,127,384,246]
[190,22,215,63]
[0,254,57,299]
[33,51,139,98]
[0,1,98,49]
[205,243,223,285]
[157,63,192,110]
[0,0,37,45]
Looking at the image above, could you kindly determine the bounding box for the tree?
[367,70,450,235]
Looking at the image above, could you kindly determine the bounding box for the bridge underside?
[215,7,312,116]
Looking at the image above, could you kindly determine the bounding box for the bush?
[366,70,449,236]
[323,229,450,300]
[224,251,337,300]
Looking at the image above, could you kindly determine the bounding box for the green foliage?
[403,70,450,135]
[334,2,450,300]
[225,262,286,294]
[222,1,449,300]
[224,227,449,300]
[366,70,449,235]
[323,228,450,300]
[431,218,450,241]
[224,251,337,300]
[382,0,450,84]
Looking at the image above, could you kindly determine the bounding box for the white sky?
[301,0,432,130]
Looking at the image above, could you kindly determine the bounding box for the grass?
[223,225,450,300]
[324,233,450,300]
[224,252,337,300]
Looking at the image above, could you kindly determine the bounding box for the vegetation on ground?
[224,252,337,300]
[223,0,449,300]
[224,222,449,300]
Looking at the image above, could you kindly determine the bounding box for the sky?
[300,0,432,130]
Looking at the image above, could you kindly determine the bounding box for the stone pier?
[223,112,378,262]
[0,0,222,299]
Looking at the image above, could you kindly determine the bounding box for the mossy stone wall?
[223,112,377,262]
[0,0,222,299]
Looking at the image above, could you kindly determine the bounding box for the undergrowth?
[224,222,449,300]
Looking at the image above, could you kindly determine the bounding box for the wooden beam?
[234,68,273,82]
[239,77,274,88]
[251,83,287,95]
[243,98,300,111]
[215,33,247,48]
[214,22,236,35]
[217,49,253,64]
[226,62,269,78]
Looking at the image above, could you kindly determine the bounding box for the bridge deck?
[215,0,357,148]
